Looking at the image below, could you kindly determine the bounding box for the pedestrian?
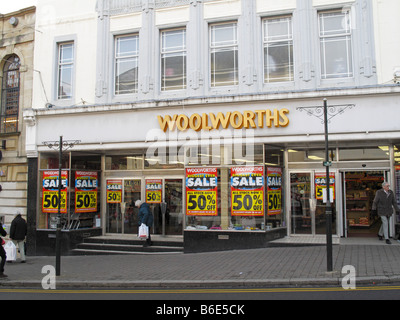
[0,225,7,277]
[135,200,154,247]
[10,211,27,262]
[372,182,400,244]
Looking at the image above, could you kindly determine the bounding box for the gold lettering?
[265,109,280,127]
[209,112,231,130]
[254,110,265,128]
[189,114,202,131]
[230,111,244,129]
[157,109,290,131]
[157,115,178,132]
[243,111,256,129]
[279,108,290,127]
[177,115,189,131]
[202,113,212,130]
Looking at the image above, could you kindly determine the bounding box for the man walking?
[10,211,27,262]
[372,182,400,244]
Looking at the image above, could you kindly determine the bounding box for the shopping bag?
[138,223,149,240]
[4,241,16,261]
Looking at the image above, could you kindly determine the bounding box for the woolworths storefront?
[25,91,400,254]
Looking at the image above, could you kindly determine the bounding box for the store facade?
[24,0,400,254]
[24,87,400,254]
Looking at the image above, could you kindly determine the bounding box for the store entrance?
[290,171,337,235]
[149,178,184,236]
[106,178,184,236]
[343,171,387,237]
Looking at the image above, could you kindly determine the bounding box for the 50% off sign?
[231,167,264,216]
[186,168,218,216]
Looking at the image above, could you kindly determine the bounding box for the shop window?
[185,164,285,232]
[288,148,335,162]
[339,147,390,161]
[38,153,101,230]
[265,145,284,167]
[115,34,139,95]
[39,152,69,170]
[144,147,184,169]
[262,16,294,83]
[106,155,143,170]
[186,144,264,166]
[161,28,186,91]
[210,22,238,87]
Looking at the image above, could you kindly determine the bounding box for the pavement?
[2,236,400,289]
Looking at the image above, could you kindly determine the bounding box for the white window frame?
[262,16,294,83]
[114,34,139,95]
[209,22,238,87]
[319,10,354,79]
[57,42,74,100]
[160,28,187,91]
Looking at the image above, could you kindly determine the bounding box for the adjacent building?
[0,7,35,232]
[24,0,400,254]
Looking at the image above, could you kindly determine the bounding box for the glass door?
[290,172,312,234]
[290,171,337,235]
[148,178,184,236]
[106,179,141,234]
[164,179,184,235]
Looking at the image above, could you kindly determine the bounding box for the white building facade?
[25,0,400,254]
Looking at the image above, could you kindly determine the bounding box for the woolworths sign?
[157,109,290,132]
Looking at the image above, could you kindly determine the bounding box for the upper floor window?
[210,22,238,87]
[1,55,20,133]
[57,42,74,99]
[161,28,186,91]
[319,10,353,79]
[115,34,139,95]
[263,16,294,83]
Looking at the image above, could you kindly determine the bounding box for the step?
[71,235,184,255]
[71,248,183,256]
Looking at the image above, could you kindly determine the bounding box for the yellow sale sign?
[231,167,264,216]
[186,168,218,216]
[42,170,68,214]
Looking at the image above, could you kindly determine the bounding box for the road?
[1,285,400,301]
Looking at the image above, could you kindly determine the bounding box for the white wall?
[32,0,98,109]
[372,0,400,84]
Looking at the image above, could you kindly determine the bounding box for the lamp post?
[43,136,80,276]
[297,99,355,272]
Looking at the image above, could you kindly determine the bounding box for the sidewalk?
[2,240,400,288]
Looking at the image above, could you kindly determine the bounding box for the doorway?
[290,171,337,235]
[106,177,184,236]
[342,171,387,237]
[150,178,184,236]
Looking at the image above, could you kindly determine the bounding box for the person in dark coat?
[372,182,400,244]
[10,211,27,262]
[0,225,7,277]
[135,200,154,247]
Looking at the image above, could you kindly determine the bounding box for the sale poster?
[146,179,162,203]
[315,173,335,202]
[266,167,282,215]
[106,179,122,203]
[42,170,68,214]
[231,166,264,216]
[186,168,218,216]
[75,171,98,213]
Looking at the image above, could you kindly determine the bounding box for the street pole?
[56,135,62,276]
[43,136,80,277]
[323,99,333,272]
[297,100,354,272]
